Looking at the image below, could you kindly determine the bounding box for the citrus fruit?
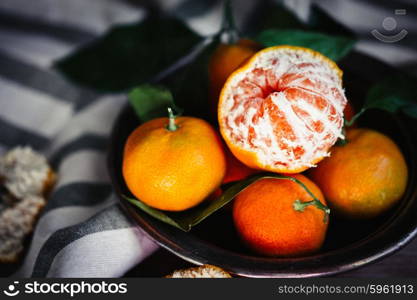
[222,147,259,184]
[209,39,259,116]
[309,128,408,219]
[344,102,355,124]
[233,174,328,257]
[123,109,226,211]
[219,45,348,173]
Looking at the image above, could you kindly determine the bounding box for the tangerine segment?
[219,46,347,173]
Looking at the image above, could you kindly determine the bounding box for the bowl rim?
[107,51,417,277]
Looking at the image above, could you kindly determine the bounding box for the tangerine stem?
[167,107,178,131]
[338,107,367,146]
[336,127,348,146]
[293,199,330,223]
[344,107,367,127]
[220,0,238,44]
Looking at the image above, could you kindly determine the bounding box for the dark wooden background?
[125,239,417,277]
[2,235,416,277]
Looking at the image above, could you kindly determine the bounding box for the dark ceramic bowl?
[107,51,417,277]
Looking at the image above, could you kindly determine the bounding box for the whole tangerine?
[233,174,328,257]
[123,109,226,211]
[309,128,408,218]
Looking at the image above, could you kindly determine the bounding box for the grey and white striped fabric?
[1,0,416,277]
[0,0,158,278]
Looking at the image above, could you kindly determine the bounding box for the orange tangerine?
[310,128,408,218]
[218,46,347,173]
[123,110,226,211]
[222,147,260,184]
[233,174,328,256]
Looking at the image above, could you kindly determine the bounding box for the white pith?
[220,47,347,171]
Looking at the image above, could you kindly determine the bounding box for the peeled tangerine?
[218,46,348,173]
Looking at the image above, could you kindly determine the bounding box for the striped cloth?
[1,0,416,278]
[0,0,158,278]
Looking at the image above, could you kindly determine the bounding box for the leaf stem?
[262,175,331,223]
[293,199,330,223]
[344,107,367,127]
[337,107,367,146]
[166,107,178,131]
[220,0,239,44]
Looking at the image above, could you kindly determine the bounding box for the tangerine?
[218,46,348,173]
[222,147,259,184]
[208,39,259,116]
[208,39,260,180]
[309,128,408,218]
[344,102,355,124]
[233,174,328,256]
[123,109,226,211]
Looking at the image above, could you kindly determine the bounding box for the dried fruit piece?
[166,264,231,278]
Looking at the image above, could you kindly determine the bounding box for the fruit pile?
[121,16,408,258]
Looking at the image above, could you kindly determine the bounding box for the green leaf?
[364,75,417,117]
[159,36,219,120]
[366,95,411,113]
[125,196,185,230]
[56,17,201,91]
[128,85,175,122]
[403,105,417,119]
[256,29,356,61]
[345,75,417,126]
[123,173,329,232]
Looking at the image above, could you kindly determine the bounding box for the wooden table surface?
[125,237,417,278]
[2,234,415,278]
